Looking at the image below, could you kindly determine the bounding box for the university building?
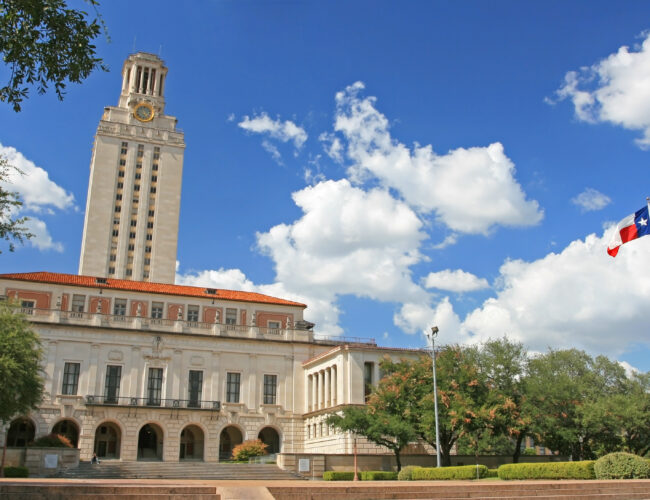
[0,53,424,473]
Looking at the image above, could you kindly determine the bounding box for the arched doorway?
[219,426,242,460]
[137,423,163,460]
[6,418,35,447]
[179,425,204,461]
[52,419,79,447]
[94,422,121,459]
[258,427,280,454]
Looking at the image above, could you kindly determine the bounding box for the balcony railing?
[85,395,221,411]
[19,308,376,345]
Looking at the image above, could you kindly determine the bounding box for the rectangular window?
[130,220,137,227]
[147,367,163,406]
[144,258,151,265]
[147,222,154,229]
[117,182,123,189]
[109,254,116,262]
[225,308,237,325]
[114,205,121,213]
[134,184,140,191]
[108,267,115,274]
[364,362,374,402]
[116,194,122,201]
[62,362,80,395]
[146,234,153,241]
[187,305,199,322]
[151,302,163,319]
[145,246,152,253]
[104,365,122,403]
[128,244,135,251]
[268,321,281,330]
[263,374,277,405]
[151,175,157,182]
[71,294,85,312]
[121,141,128,147]
[125,269,132,277]
[150,187,156,194]
[135,172,141,180]
[112,229,119,237]
[114,299,127,316]
[188,370,203,408]
[226,372,240,403]
[120,148,127,155]
[129,232,136,239]
[153,164,159,171]
[119,161,126,168]
[148,210,155,217]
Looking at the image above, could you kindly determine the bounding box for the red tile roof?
[0,272,306,308]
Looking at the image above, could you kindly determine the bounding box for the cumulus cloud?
[422,226,650,357]
[333,82,543,234]
[0,143,72,252]
[24,217,64,252]
[238,112,307,149]
[423,269,490,292]
[552,32,650,148]
[0,144,75,212]
[571,188,611,212]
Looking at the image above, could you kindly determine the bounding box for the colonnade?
[122,63,166,97]
[307,365,337,412]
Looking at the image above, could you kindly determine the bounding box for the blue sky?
[2,0,650,371]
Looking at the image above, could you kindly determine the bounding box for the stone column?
[324,368,330,408]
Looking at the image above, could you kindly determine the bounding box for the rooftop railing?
[19,307,376,345]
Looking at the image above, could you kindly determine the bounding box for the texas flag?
[607,203,650,257]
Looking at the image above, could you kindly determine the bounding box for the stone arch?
[137,422,164,461]
[218,425,243,461]
[179,424,204,461]
[94,420,122,459]
[6,417,35,447]
[51,418,80,447]
[257,426,281,454]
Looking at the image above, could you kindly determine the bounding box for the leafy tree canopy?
[0,0,107,111]
[0,301,44,424]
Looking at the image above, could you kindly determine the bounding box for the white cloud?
[238,112,308,149]
[571,188,611,212]
[0,143,73,252]
[552,32,650,148]
[261,140,283,165]
[24,217,64,252]
[333,82,543,234]
[0,144,75,212]
[424,269,490,292]
[422,226,650,358]
[618,360,639,378]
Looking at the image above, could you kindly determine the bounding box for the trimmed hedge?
[323,471,397,481]
[485,468,498,478]
[360,471,398,481]
[412,465,488,480]
[497,461,595,480]
[594,453,650,479]
[323,471,360,481]
[3,466,29,478]
[398,465,422,481]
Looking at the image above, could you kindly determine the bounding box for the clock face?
[134,103,154,122]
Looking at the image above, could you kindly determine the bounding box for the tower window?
[151,175,157,182]
[109,254,116,262]
[130,220,137,227]
[128,244,135,251]
[152,164,158,171]
[117,182,123,189]
[146,234,153,241]
[112,230,119,237]
[119,159,126,166]
[120,148,127,155]
[129,232,135,239]
[148,210,154,217]
[118,170,125,177]
[150,187,156,194]
[145,246,151,253]
[134,184,140,191]
[135,173,141,180]
[121,142,128,147]
[114,206,121,213]
[147,222,154,229]
[116,194,122,201]
[125,269,132,277]
[108,267,115,274]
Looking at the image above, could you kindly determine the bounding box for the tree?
[0,0,107,111]
[0,301,44,476]
[476,338,531,462]
[326,403,417,471]
[0,157,33,253]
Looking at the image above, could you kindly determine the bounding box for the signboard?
[298,458,310,472]
[44,454,58,469]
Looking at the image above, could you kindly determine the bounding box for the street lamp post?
[426,326,442,468]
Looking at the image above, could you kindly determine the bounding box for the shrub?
[412,465,488,480]
[485,468,499,478]
[398,465,421,481]
[30,433,73,448]
[522,448,537,456]
[232,439,268,461]
[2,466,29,477]
[359,471,398,480]
[594,453,650,479]
[323,471,360,480]
[497,461,595,480]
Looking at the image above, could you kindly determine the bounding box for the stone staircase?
[57,460,305,480]
[0,483,220,500]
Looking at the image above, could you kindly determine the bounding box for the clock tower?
[79,52,185,284]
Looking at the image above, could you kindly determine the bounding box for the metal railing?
[85,395,221,410]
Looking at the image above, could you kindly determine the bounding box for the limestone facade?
[0,272,423,464]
